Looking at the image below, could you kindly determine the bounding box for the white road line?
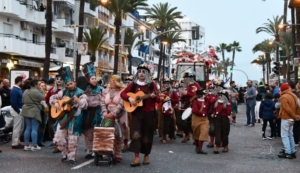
[71,159,94,170]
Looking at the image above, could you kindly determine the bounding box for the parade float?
[171,46,219,88]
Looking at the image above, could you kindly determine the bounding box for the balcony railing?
[98,11,109,24]
[0,33,45,45]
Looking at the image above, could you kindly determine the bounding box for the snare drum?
[181,107,192,123]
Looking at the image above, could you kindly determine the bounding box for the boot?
[207,141,214,148]
[222,146,229,152]
[213,146,220,154]
[196,147,207,154]
[52,147,60,153]
[181,136,190,143]
[143,155,150,165]
[232,117,236,123]
[130,157,141,167]
[161,139,167,144]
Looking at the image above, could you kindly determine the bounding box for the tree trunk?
[266,61,269,83]
[291,7,298,82]
[157,41,163,80]
[43,0,52,79]
[113,17,121,74]
[296,8,300,83]
[287,54,291,81]
[76,0,85,81]
[283,0,288,25]
[162,45,166,81]
[90,54,96,62]
[262,62,265,83]
[222,50,225,62]
[128,54,132,75]
[230,50,235,82]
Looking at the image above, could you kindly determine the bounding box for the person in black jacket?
[259,93,275,139]
[0,79,11,107]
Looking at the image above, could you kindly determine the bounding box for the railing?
[16,0,45,12]
[57,17,73,25]
[0,33,45,45]
[98,11,109,24]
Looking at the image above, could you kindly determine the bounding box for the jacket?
[21,87,45,122]
[279,90,300,120]
[259,99,275,120]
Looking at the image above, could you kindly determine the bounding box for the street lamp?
[100,0,108,4]
[279,23,300,29]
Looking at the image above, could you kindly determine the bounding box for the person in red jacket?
[205,84,218,148]
[180,71,201,143]
[192,89,209,154]
[120,63,160,167]
[212,90,232,154]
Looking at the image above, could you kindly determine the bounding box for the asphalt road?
[0,104,299,173]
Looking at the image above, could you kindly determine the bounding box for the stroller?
[0,106,13,143]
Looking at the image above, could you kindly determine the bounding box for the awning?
[18,58,43,68]
[49,64,73,72]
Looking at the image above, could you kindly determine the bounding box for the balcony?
[50,47,59,60]
[53,0,75,6]
[26,7,46,26]
[98,11,109,27]
[84,1,97,17]
[56,47,74,63]
[54,18,74,35]
[0,0,27,20]
[26,41,44,58]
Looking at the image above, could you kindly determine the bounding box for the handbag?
[27,93,46,128]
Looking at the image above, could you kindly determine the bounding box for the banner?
[75,42,88,55]
[10,70,30,88]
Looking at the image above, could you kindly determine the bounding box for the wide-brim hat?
[196,89,206,96]
[137,63,150,73]
[218,90,229,100]
[163,78,171,84]
[82,62,96,79]
[58,66,73,83]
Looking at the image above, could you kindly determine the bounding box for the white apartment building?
[174,16,205,54]
[0,0,159,80]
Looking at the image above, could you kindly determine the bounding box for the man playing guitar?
[120,63,160,167]
[49,66,88,165]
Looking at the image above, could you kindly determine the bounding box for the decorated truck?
[171,46,219,88]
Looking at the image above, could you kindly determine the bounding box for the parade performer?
[100,75,127,162]
[50,66,88,164]
[205,83,218,148]
[82,62,103,159]
[120,63,160,167]
[191,89,209,154]
[228,81,239,123]
[212,90,232,154]
[44,75,64,153]
[161,97,175,144]
[160,78,179,143]
[122,75,133,150]
[180,71,201,143]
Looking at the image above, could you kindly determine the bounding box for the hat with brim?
[196,89,206,96]
[218,90,229,100]
[137,63,150,73]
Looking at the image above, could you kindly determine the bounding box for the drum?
[181,107,192,123]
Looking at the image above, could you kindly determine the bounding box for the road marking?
[71,159,94,170]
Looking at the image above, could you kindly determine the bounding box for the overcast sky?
[146,0,284,86]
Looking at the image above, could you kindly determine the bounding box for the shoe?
[61,157,68,162]
[262,136,267,140]
[278,152,293,159]
[244,124,250,126]
[267,136,273,140]
[47,143,56,148]
[130,157,141,167]
[68,160,76,165]
[213,146,220,154]
[12,144,24,149]
[52,147,60,153]
[161,139,166,144]
[85,153,94,159]
[196,147,207,154]
[222,146,229,152]
[24,145,31,151]
[295,144,299,147]
[258,119,261,123]
[122,144,129,151]
[292,152,297,158]
[31,146,41,151]
[176,133,183,138]
[207,142,214,148]
[248,124,254,127]
[169,139,174,143]
[38,143,45,147]
[143,155,150,165]
[181,136,190,143]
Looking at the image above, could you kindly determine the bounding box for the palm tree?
[145,2,183,80]
[220,57,234,78]
[100,0,148,74]
[124,28,142,75]
[256,15,284,62]
[83,27,108,62]
[251,56,268,83]
[43,0,52,79]
[211,63,224,77]
[252,39,274,82]
[215,43,230,62]
[278,30,293,80]
[228,41,242,82]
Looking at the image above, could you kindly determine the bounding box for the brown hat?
[280,83,289,91]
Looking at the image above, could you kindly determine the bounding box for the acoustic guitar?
[124,90,163,113]
[51,93,83,120]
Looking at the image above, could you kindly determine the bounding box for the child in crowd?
[161,97,175,144]
[259,93,275,140]
[273,93,281,138]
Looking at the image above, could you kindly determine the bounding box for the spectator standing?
[274,93,281,138]
[278,83,300,159]
[259,93,275,139]
[288,81,300,146]
[272,82,280,96]
[245,80,257,127]
[0,79,11,107]
[10,76,24,149]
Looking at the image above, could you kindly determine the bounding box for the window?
[3,23,12,34]
[32,34,38,44]
[145,30,150,39]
